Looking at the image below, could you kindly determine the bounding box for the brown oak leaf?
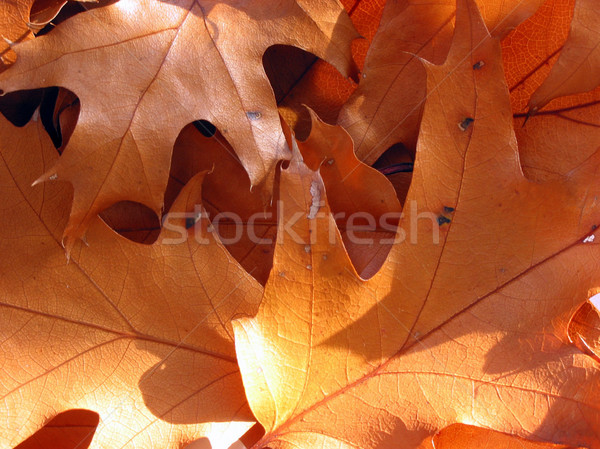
[297,108,400,278]
[337,0,545,165]
[0,112,263,448]
[502,0,600,184]
[233,1,600,447]
[0,0,359,251]
[528,0,600,112]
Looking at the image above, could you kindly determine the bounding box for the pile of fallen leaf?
[1,0,600,448]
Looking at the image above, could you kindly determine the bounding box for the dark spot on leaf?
[593,224,598,231]
[185,217,196,229]
[473,60,485,70]
[437,215,451,225]
[0,88,44,127]
[247,111,262,120]
[458,117,474,131]
[443,206,455,213]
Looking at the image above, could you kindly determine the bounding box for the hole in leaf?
[372,143,414,206]
[263,45,325,140]
[37,87,80,151]
[193,119,217,137]
[0,87,81,149]
[100,201,161,244]
[14,409,99,449]
[263,45,317,103]
[0,89,44,127]
[39,87,61,146]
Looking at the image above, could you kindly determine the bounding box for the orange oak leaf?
[0,0,359,251]
[501,0,600,184]
[233,1,600,447]
[337,0,545,165]
[502,0,600,188]
[528,0,600,112]
[300,109,401,220]
[503,0,575,114]
[0,113,264,448]
[297,108,400,278]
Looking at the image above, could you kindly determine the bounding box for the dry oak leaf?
[528,0,600,112]
[337,0,546,165]
[503,0,575,114]
[0,0,359,251]
[0,113,264,448]
[233,1,600,448]
[501,0,600,184]
[297,108,400,278]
